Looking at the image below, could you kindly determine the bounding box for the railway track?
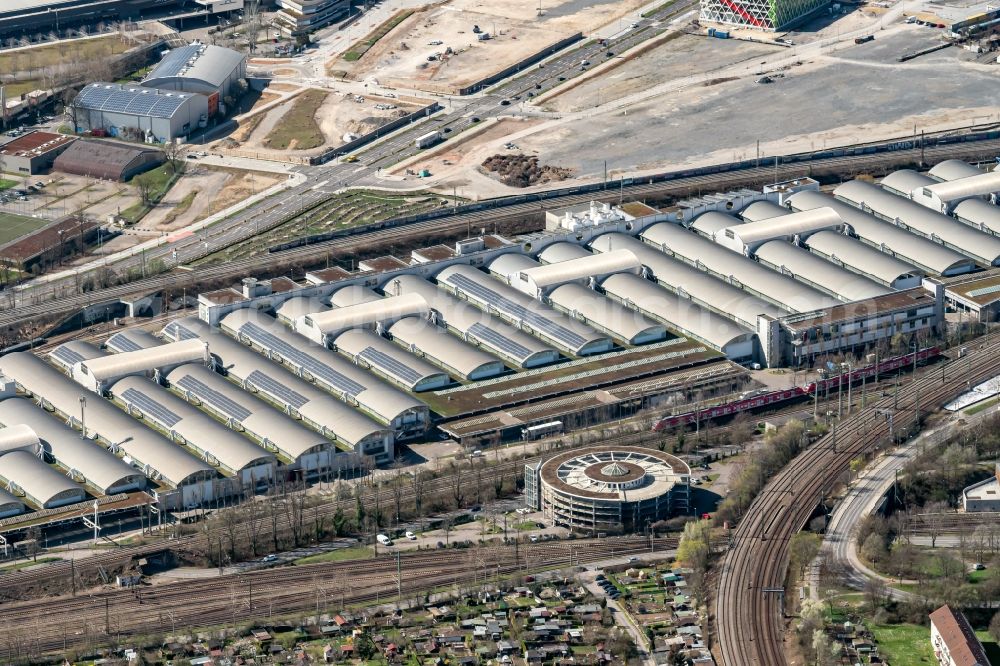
[0,536,675,658]
[904,511,1000,534]
[715,334,1000,666]
[6,135,1000,336]
[0,361,924,601]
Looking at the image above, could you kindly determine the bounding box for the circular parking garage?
[537,446,690,534]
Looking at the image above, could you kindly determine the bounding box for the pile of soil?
[481,153,572,188]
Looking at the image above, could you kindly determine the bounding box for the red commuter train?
[651,346,940,431]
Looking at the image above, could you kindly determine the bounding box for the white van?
[377,534,393,546]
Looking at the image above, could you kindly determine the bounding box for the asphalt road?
[3,1,691,314]
[816,400,1000,600]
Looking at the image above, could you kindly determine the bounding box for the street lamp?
[79,396,87,439]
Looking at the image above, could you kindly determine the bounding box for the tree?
[861,532,886,567]
[922,500,950,548]
[789,532,821,580]
[133,172,155,206]
[989,611,1000,643]
[162,140,183,172]
[864,576,889,614]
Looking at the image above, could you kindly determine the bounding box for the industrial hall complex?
[1,158,1000,535]
[69,43,248,142]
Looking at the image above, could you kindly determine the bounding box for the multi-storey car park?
[525,446,691,534]
[6,160,1000,531]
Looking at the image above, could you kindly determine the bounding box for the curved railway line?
[0,535,675,658]
[6,136,1000,334]
[715,335,1000,666]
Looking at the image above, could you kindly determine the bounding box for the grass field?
[869,623,936,664]
[263,89,328,150]
[0,178,17,191]
[976,631,1000,663]
[0,35,132,73]
[965,396,1000,416]
[0,212,50,246]
[294,546,372,565]
[0,557,60,571]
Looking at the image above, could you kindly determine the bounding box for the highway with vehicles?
[715,336,1000,666]
[2,3,691,319]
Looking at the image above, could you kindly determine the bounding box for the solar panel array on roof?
[106,332,143,353]
[468,322,534,360]
[121,387,182,428]
[51,346,84,367]
[75,84,191,119]
[247,369,308,410]
[968,283,1000,298]
[165,321,199,341]
[358,347,423,386]
[238,321,366,398]
[175,374,252,422]
[153,44,200,78]
[443,273,587,348]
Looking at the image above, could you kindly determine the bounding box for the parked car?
[405,531,416,540]
[377,534,393,546]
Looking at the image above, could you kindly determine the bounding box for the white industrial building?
[334,329,451,392]
[221,310,429,436]
[713,207,845,255]
[295,293,430,345]
[641,221,844,312]
[0,424,86,510]
[385,274,561,369]
[487,250,668,346]
[109,375,276,485]
[0,352,218,509]
[962,466,1000,512]
[387,317,507,381]
[729,201,897,300]
[0,398,146,496]
[70,83,209,142]
[71,339,209,393]
[164,318,395,463]
[911,171,1000,214]
[834,180,1000,267]
[143,43,247,101]
[787,190,977,276]
[436,263,614,357]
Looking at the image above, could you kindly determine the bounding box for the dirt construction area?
[219,86,427,157]
[338,0,650,94]
[389,117,550,197]
[542,34,782,113]
[508,26,1000,181]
